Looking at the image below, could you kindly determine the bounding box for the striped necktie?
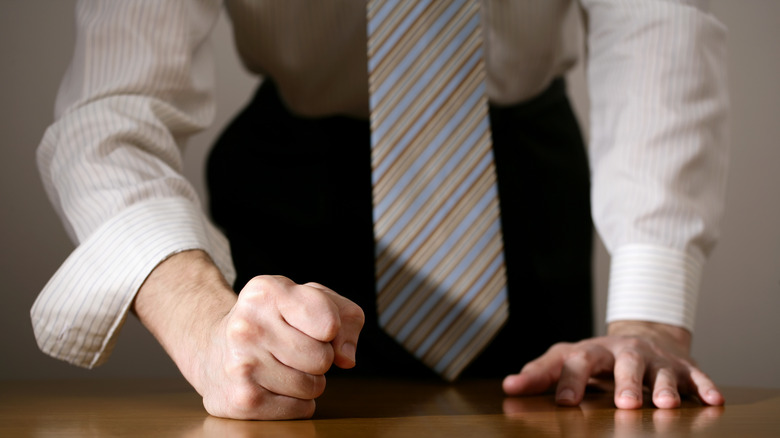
[367,0,509,381]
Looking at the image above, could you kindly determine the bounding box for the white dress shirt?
[32,0,729,369]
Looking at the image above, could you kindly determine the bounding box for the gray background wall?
[1,1,778,388]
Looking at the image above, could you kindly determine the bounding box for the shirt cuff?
[30,197,235,368]
[605,244,703,333]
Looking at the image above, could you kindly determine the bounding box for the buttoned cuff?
[30,197,235,368]
[605,244,703,333]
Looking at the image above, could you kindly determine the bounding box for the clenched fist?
[134,250,364,419]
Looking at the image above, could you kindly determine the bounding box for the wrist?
[607,320,692,356]
[133,250,236,392]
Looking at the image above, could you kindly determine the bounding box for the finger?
[612,348,646,409]
[555,344,614,406]
[688,367,725,406]
[204,383,316,420]
[649,366,681,409]
[275,280,343,342]
[251,352,328,400]
[266,318,336,375]
[240,276,341,342]
[307,284,365,369]
[503,343,570,396]
[226,307,334,376]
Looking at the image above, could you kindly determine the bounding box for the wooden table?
[1,378,779,437]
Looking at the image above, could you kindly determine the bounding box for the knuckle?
[566,348,593,364]
[617,348,643,365]
[223,355,257,380]
[244,275,275,297]
[303,281,326,289]
[307,344,335,374]
[618,336,647,352]
[273,399,316,420]
[655,366,677,380]
[614,362,644,385]
[244,275,268,290]
[225,317,258,344]
[295,400,317,419]
[304,311,340,343]
[297,285,342,333]
[344,303,366,328]
[231,385,267,413]
[627,337,646,349]
[646,361,679,382]
[297,375,327,399]
[239,280,272,308]
[548,342,573,354]
[621,373,644,387]
[322,312,342,340]
[520,360,543,374]
[309,298,342,340]
[204,381,316,420]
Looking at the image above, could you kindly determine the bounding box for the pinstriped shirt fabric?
[34,0,729,369]
[367,0,509,381]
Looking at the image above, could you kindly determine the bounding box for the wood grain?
[1,378,778,437]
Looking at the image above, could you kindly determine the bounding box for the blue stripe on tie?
[371,2,473,108]
[370,12,480,149]
[375,139,490,299]
[412,254,503,358]
[371,49,482,193]
[411,237,504,356]
[433,286,508,373]
[375,134,491,294]
[378,176,498,324]
[373,76,487,219]
[395,219,503,343]
[373,97,485,226]
[368,0,432,72]
[390,198,499,321]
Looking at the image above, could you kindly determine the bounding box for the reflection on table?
[1,378,778,437]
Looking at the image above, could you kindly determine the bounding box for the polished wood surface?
[1,378,779,437]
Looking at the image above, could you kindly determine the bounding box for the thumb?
[331,303,364,369]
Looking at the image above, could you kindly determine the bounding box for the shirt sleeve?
[32,0,235,368]
[581,0,729,332]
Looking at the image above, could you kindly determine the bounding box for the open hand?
[502,321,725,409]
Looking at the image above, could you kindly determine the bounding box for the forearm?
[32,2,234,369]
[133,249,236,392]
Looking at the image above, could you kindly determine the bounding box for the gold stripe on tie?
[367,0,509,381]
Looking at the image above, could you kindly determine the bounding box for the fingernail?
[657,389,676,399]
[620,389,639,400]
[557,388,576,403]
[341,342,356,363]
